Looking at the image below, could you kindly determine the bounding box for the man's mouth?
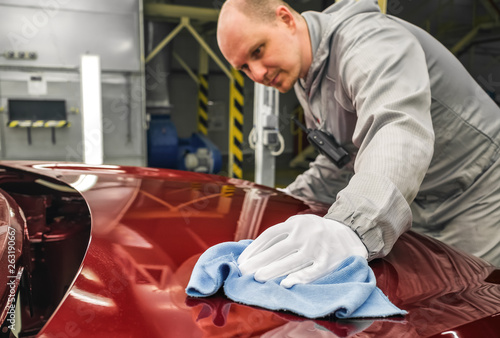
[269,73,279,87]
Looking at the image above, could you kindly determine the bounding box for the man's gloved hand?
[237,214,368,288]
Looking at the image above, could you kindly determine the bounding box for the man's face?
[217,6,304,93]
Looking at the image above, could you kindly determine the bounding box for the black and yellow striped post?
[229,68,245,179]
[197,74,209,135]
[197,45,209,135]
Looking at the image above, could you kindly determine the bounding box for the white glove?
[237,214,368,288]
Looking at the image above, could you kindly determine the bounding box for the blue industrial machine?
[147,115,222,174]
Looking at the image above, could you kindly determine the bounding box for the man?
[217,0,500,287]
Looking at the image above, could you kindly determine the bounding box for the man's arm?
[286,153,354,204]
[325,13,434,260]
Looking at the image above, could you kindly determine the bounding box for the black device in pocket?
[293,117,351,168]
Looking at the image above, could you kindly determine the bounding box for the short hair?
[225,0,297,22]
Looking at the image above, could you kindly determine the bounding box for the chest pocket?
[320,76,357,145]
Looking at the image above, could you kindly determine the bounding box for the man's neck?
[297,14,313,79]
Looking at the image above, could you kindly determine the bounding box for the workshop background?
[0,0,499,187]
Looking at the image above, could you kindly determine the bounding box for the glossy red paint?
[0,187,24,326]
[0,161,499,337]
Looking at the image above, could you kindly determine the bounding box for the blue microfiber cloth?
[186,240,407,319]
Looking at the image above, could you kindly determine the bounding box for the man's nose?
[248,62,267,84]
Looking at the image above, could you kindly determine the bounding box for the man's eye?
[253,46,262,57]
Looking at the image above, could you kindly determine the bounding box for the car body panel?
[0,186,24,327]
[0,161,498,337]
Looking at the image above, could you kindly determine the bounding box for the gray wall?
[0,0,146,166]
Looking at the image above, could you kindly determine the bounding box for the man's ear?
[276,5,295,29]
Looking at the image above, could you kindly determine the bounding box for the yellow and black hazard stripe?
[229,68,244,179]
[197,74,209,135]
[7,120,70,128]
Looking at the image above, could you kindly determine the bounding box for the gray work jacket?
[288,0,500,260]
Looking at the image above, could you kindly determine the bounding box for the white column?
[80,55,103,165]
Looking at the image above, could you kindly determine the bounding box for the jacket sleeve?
[287,153,354,204]
[325,16,435,259]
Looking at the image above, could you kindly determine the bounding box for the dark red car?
[0,161,499,337]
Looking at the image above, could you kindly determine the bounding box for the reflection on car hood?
[0,161,498,338]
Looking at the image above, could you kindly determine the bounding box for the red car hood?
[0,161,499,337]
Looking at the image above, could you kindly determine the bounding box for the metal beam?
[451,21,500,55]
[479,0,500,22]
[144,3,220,22]
[184,21,232,79]
[145,17,232,80]
[145,18,187,63]
[172,52,198,84]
